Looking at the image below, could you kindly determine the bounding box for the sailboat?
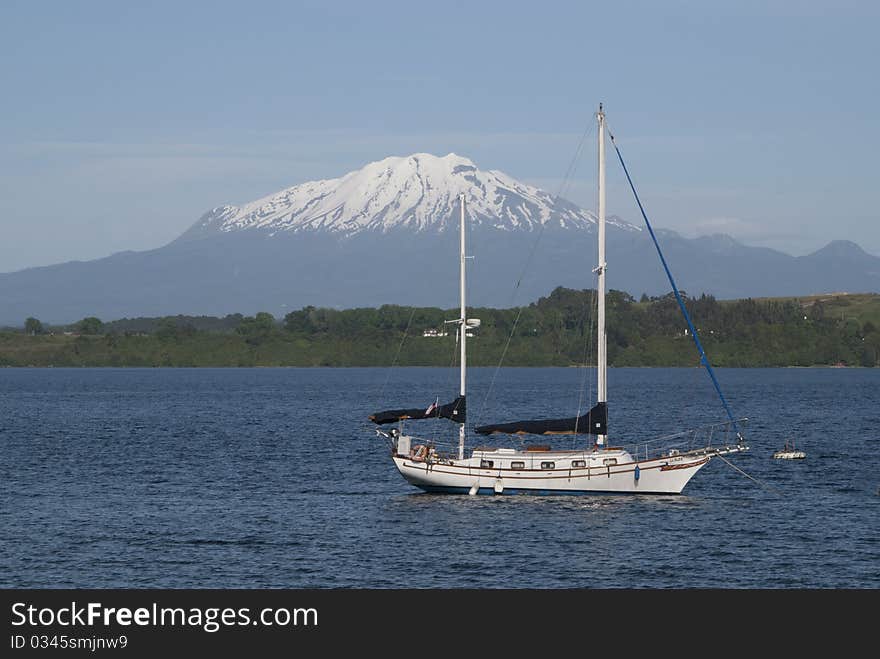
[370,105,748,495]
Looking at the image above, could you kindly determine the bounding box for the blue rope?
[609,133,741,437]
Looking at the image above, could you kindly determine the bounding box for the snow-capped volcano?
[4,152,878,325]
[181,152,636,240]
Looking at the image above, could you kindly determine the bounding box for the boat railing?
[381,417,748,463]
[377,430,463,462]
[628,417,749,461]
[419,439,461,462]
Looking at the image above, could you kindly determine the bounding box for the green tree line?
[3,288,879,367]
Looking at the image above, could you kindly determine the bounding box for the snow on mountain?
[180,153,637,240]
[3,149,879,323]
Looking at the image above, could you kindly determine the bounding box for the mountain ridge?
[1,152,878,324]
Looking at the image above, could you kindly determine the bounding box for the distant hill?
[1,152,879,324]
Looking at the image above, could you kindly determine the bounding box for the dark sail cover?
[474,402,607,436]
[370,396,466,425]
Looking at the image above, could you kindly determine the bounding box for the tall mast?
[596,104,607,447]
[458,193,467,460]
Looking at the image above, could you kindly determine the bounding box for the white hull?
[390,443,747,495]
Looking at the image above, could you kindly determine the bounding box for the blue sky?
[1,0,878,272]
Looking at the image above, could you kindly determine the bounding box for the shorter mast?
[596,104,607,447]
[458,193,467,460]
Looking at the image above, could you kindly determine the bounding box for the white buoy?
[773,438,806,459]
[468,483,479,496]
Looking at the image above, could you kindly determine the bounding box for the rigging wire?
[474,119,596,426]
[422,299,464,445]
[369,306,418,429]
[606,121,741,438]
[573,285,598,436]
[447,312,461,384]
[446,196,471,413]
[715,453,782,496]
[573,136,603,438]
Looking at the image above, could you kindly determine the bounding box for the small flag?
[425,400,438,416]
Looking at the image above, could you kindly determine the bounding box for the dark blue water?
[1,367,877,588]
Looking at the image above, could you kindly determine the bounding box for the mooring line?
[716,453,782,495]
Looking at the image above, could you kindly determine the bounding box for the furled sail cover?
[369,396,466,425]
[474,402,607,436]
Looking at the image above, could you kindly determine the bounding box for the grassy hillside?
[749,292,880,326]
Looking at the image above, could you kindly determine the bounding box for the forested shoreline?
[3,288,879,368]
